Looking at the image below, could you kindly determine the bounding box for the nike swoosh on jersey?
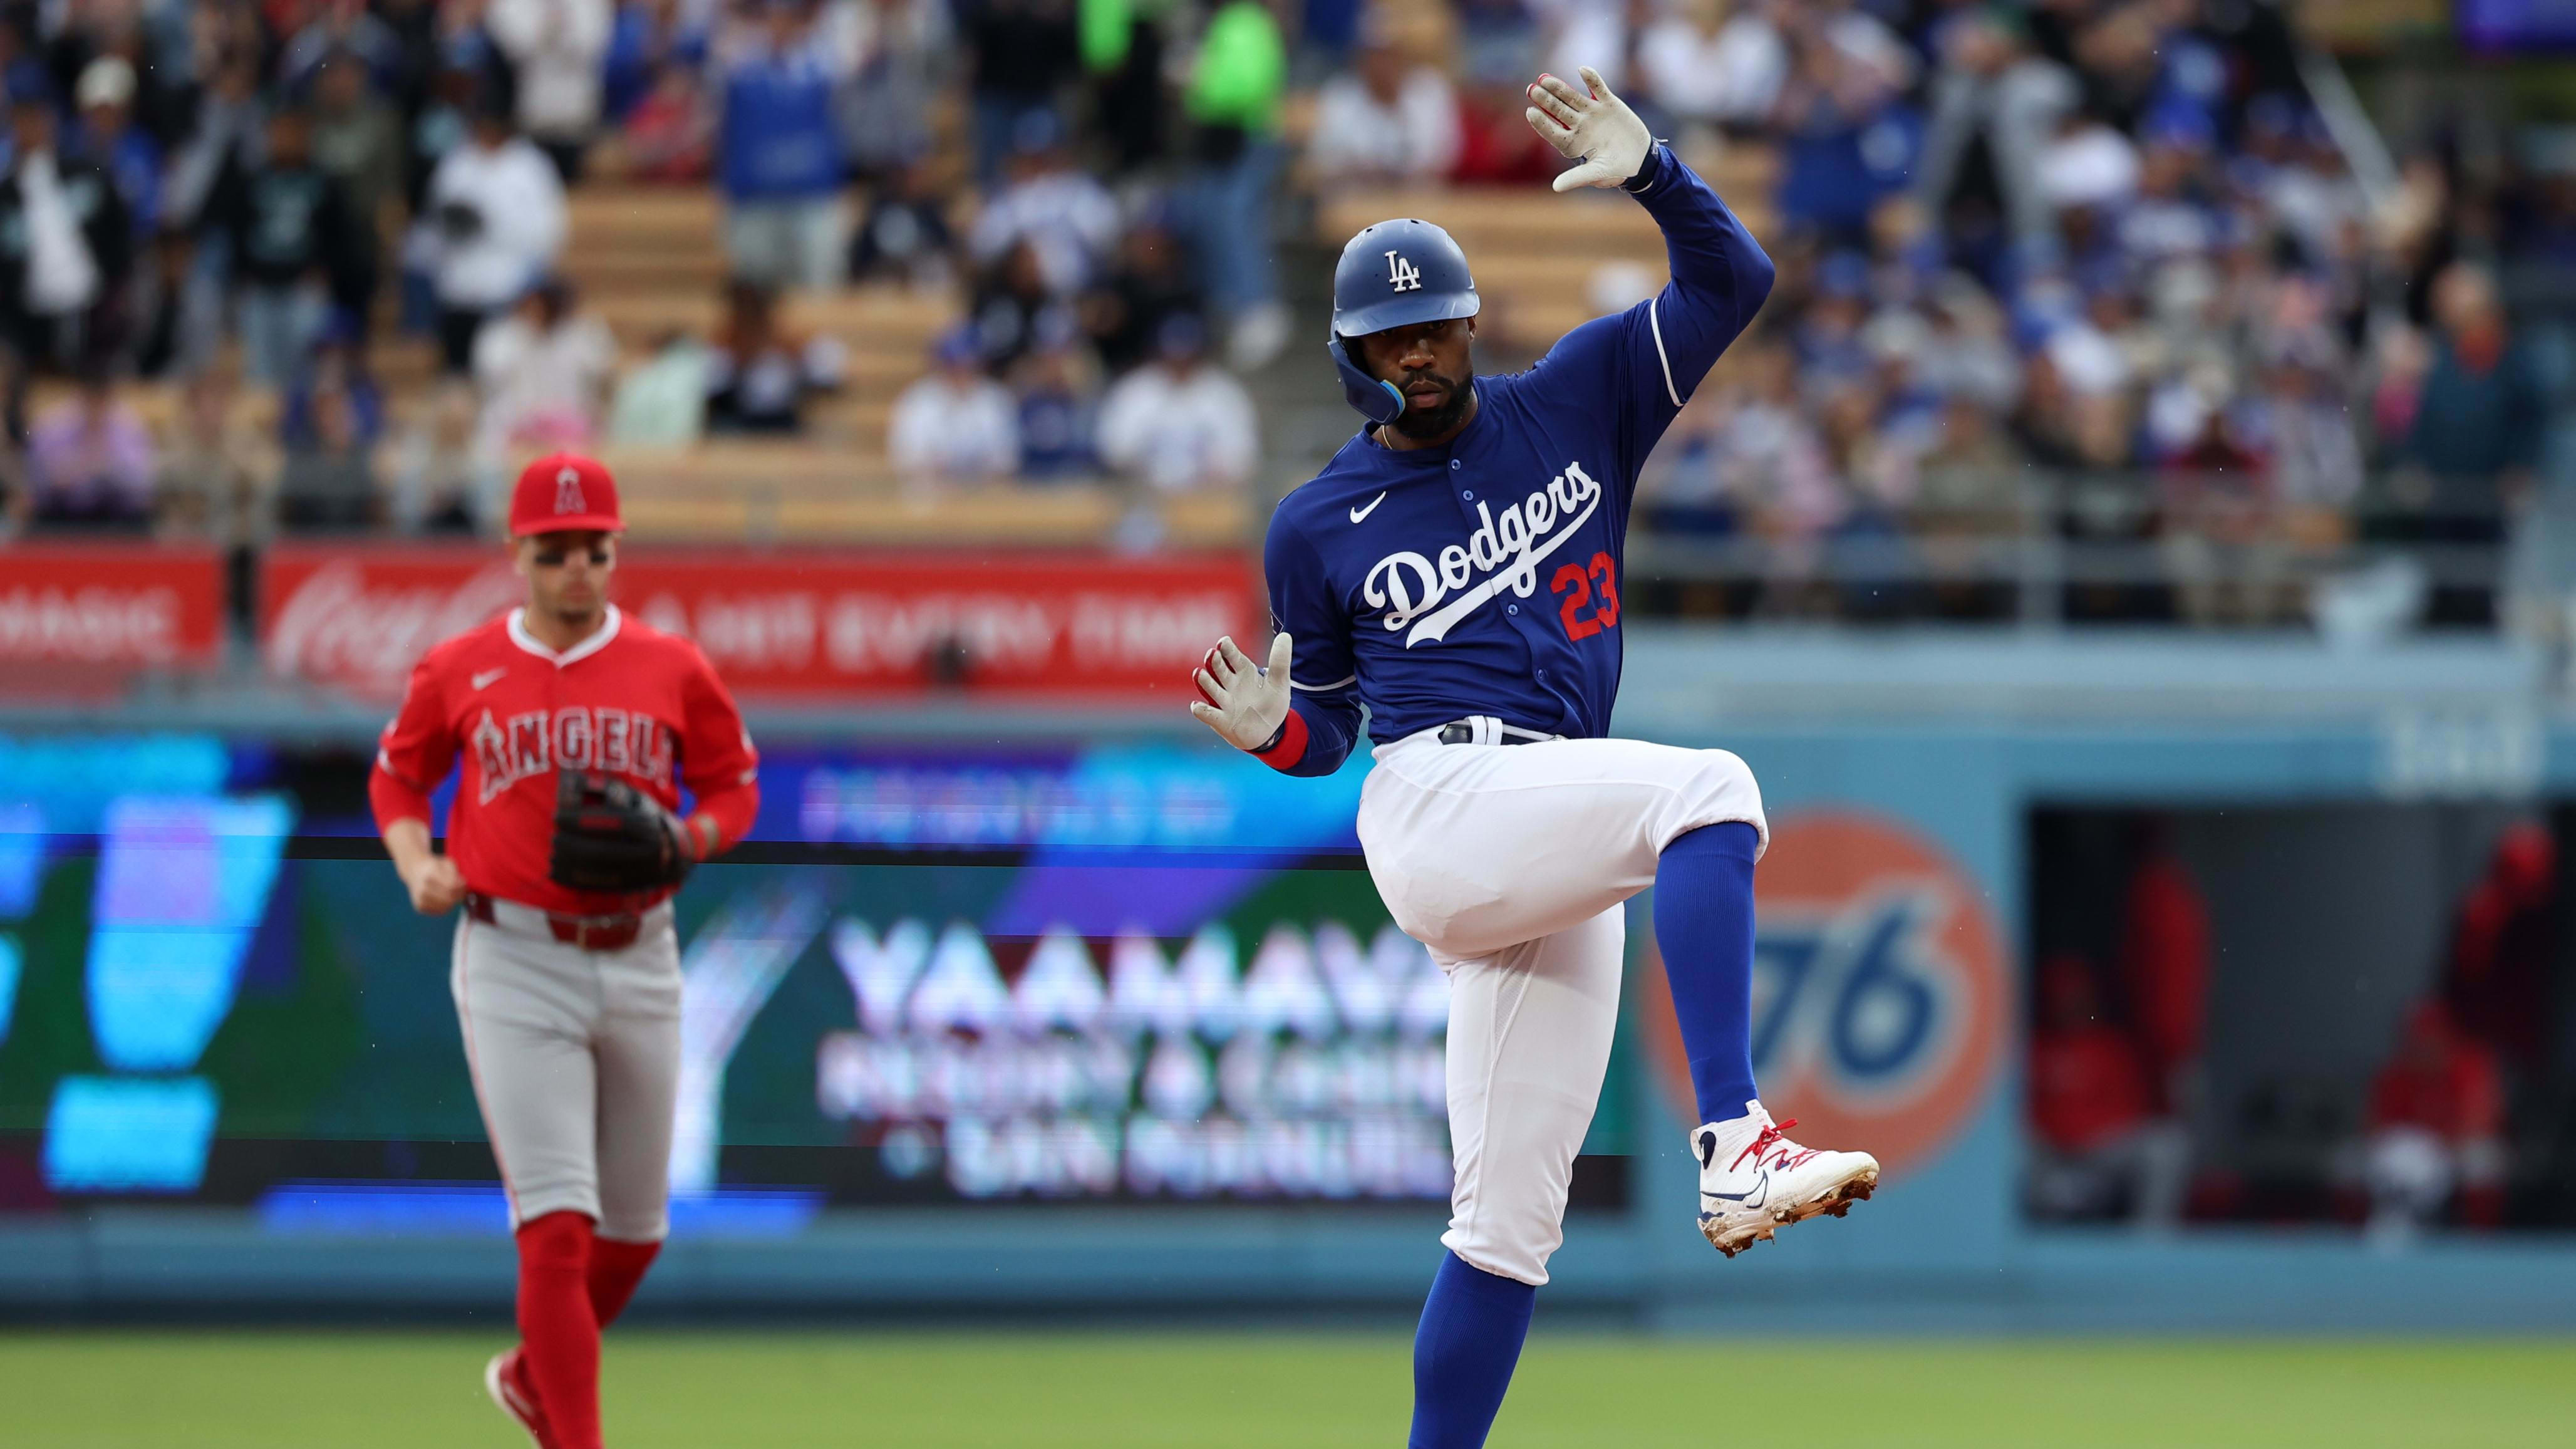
[1348,492,1388,524]
[470,668,509,690]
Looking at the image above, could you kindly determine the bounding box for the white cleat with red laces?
[1693,1103,1880,1257]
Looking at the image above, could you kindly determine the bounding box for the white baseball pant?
[1357,724,1767,1285]
[452,898,683,1241]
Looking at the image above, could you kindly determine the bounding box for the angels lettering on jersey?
[471,705,676,804]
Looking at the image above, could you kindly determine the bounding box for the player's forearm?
[1257,699,1358,778]
[1629,145,1776,366]
[380,814,438,875]
[684,782,759,860]
[370,764,438,844]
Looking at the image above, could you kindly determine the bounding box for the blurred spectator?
[1012,314,1097,481]
[1097,314,1258,496]
[716,0,849,292]
[0,89,131,378]
[1305,27,1459,190]
[2439,821,2560,1076]
[829,0,954,180]
[275,372,386,532]
[2114,818,2211,1118]
[1640,0,1787,135]
[2387,262,2544,628]
[281,0,408,93]
[604,0,713,123]
[971,237,1072,377]
[472,276,617,460]
[389,380,495,534]
[618,55,715,181]
[1080,218,1199,376]
[282,325,390,451]
[971,113,1119,299]
[1915,9,2074,257]
[156,370,276,548]
[848,160,956,289]
[607,328,712,447]
[889,326,1018,486]
[959,0,1080,185]
[1772,11,1920,246]
[704,278,844,433]
[1084,0,1167,177]
[420,101,568,373]
[1451,51,1565,188]
[1911,396,2027,620]
[2026,955,2188,1227]
[310,49,407,243]
[489,0,615,182]
[206,108,370,387]
[71,56,160,243]
[1181,0,1288,370]
[2362,1002,2506,1242]
[13,371,154,532]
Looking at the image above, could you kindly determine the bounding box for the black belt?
[1437,717,1563,746]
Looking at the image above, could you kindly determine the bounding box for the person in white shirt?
[1306,31,1460,189]
[1095,315,1258,496]
[1640,0,1787,133]
[486,0,615,182]
[969,114,1121,299]
[888,326,1019,486]
[419,105,569,374]
[470,276,618,462]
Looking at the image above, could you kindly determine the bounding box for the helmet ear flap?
[1330,335,1407,426]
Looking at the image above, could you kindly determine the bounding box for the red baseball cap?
[509,452,623,537]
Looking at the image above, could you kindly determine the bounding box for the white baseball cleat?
[485,1348,558,1449]
[1692,1103,1880,1258]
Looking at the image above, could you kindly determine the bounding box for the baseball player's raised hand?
[1526,67,1653,193]
[1190,633,1294,752]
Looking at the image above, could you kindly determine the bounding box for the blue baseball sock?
[1655,821,1762,1124]
[1408,1251,1537,1449]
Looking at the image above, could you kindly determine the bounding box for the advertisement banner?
[0,545,227,668]
[259,547,1256,700]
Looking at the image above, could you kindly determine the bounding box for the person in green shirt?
[1181,0,1290,368]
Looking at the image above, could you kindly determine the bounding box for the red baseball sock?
[515,1212,602,1449]
[588,1235,662,1329]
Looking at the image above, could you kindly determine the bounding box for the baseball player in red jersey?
[370,452,758,1449]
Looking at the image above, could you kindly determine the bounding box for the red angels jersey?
[373,605,760,914]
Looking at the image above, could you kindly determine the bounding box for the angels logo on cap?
[510,451,623,536]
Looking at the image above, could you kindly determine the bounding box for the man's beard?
[1388,368,1476,439]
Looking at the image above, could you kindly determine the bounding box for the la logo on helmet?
[1385,251,1422,293]
[555,466,586,516]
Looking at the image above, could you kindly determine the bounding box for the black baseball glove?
[549,770,696,893]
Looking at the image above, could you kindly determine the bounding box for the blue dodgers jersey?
[1263,147,1775,776]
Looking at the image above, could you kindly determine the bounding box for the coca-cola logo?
[265,559,523,694]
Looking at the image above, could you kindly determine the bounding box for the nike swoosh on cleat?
[1349,492,1387,524]
[1704,1170,1769,1208]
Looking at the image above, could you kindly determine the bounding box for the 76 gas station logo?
[1646,812,2006,1178]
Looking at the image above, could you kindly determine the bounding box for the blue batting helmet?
[1329,218,1479,425]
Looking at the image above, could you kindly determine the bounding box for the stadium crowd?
[0,0,2559,634]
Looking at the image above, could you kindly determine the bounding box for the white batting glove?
[1190,633,1293,752]
[1526,67,1654,194]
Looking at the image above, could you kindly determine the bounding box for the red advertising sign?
[0,544,227,668]
[260,546,1257,701]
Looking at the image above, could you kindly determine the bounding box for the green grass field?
[3,1331,2570,1447]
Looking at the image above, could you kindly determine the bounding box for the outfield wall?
[6,629,2576,1328]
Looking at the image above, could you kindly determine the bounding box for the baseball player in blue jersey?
[1190,71,1880,1447]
